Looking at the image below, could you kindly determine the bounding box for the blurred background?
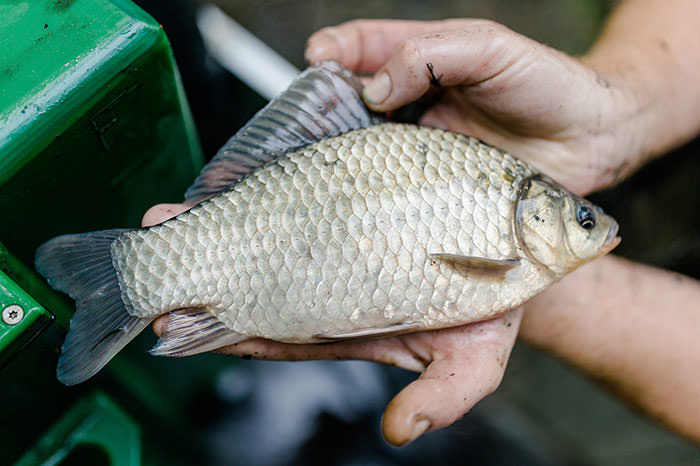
[1,0,698,464]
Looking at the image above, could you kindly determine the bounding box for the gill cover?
[514,175,619,276]
[514,176,566,274]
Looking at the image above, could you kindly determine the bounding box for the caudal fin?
[35,229,152,385]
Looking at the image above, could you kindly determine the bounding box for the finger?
[152,314,168,337]
[152,313,428,372]
[360,21,534,111]
[417,106,451,131]
[305,19,486,72]
[418,91,495,137]
[141,203,190,227]
[222,338,427,370]
[381,309,522,446]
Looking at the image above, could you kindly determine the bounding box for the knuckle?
[470,19,509,33]
[484,373,504,396]
[343,18,364,29]
[396,37,423,64]
[464,19,516,43]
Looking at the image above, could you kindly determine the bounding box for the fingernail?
[363,72,392,105]
[408,419,431,443]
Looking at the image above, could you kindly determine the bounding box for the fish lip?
[602,219,621,253]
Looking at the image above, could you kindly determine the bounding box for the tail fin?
[35,229,152,385]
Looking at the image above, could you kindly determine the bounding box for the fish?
[35,61,620,385]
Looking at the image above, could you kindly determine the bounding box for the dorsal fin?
[185,61,383,204]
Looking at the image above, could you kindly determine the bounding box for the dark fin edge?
[149,308,248,357]
[35,229,152,385]
[184,60,384,204]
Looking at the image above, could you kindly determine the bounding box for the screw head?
[2,305,24,325]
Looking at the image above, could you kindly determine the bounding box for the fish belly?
[113,124,542,341]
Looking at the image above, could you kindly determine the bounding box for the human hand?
[143,204,522,446]
[142,17,636,444]
[305,19,641,195]
[142,17,622,445]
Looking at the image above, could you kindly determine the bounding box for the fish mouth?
[602,219,621,253]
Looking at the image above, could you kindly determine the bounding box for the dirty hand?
[143,204,521,446]
[142,17,638,446]
[305,19,639,196]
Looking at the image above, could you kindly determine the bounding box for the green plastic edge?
[0,0,201,426]
[0,3,165,185]
[0,241,71,329]
[1,0,201,429]
[0,268,53,362]
[0,240,186,426]
[15,392,141,466]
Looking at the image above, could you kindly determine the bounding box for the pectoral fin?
[429,253,520,279]
[314,321,420,341]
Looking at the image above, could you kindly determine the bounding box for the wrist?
[517,256,615,355]
[520,255,700,442]
[577,0,700,191]
[575,52,658,193]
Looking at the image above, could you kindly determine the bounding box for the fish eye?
[576,205,595,230]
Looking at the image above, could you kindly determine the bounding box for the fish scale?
[111,123,542,341]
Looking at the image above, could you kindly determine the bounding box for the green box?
[0,264,53,365]
[16,392,141,466]
[0,1,204,463]
[0,0,202,264]
[0,0,202,361]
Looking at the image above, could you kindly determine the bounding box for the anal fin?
[429,253,520,279]
[149,308,248,357]
[314,321,420,341]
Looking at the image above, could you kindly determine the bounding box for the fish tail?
[35,229,152,385]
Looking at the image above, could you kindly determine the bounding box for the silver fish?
[36,62,620,385]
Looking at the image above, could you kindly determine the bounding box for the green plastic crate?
[16,392,141,466]
[0,1,204,463]
[0,0,202,263]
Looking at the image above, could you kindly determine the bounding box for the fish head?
[514,175,620,276]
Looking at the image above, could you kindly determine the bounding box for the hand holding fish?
[141,14,644,445]
[41,59,618,446]
[136,9,642,448]
[36,0,700,449]
[144,203,524,446]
